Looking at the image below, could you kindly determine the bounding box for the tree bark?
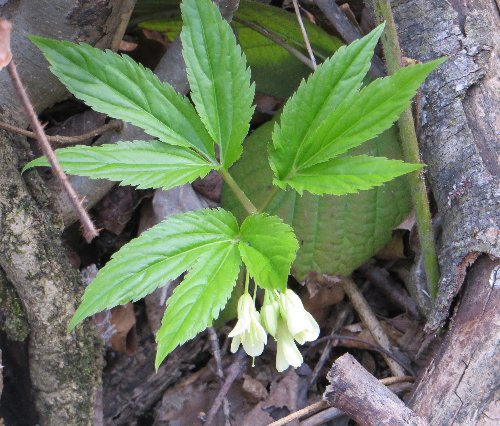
[391,1,499,424]
[0,1,135,424]
[408,256,499,425]
[324,354,427,426]
[392,0,499,330]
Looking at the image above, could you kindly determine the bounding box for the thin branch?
[234,16,314,70]
[372,0,440,299]
[308,334,413,375]
[268,400,328,426]
[207,327,231,426]
[309,303,352,387]
[0,119,122,145]
[379,375,415,386]
[313,0,385,76]
[359,264,421,319]
[339,276,406,376]
[204,349,246,426]
[291,0,317,69]
[6,56,98,242]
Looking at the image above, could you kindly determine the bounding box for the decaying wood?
[408,256,499,425]
[0,1,135,424]
[390,1,499,423]
[323,353,427,426]
[392,0,500,331]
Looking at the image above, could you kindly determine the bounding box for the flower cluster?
[229,289,320,372]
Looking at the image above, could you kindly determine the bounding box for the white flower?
[229,293,267,357]
[275,317,303,372]
[260,298,280,338]
[279,289,320,345]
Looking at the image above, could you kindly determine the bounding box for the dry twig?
[1,19,98,242]
[339,276,406,376]
[269,369,416,426]
[291,0,317,69]
[309,334,413,374]
[309,303,352,387]
[204,349,245,426]
[2,24,98,242]
[207,327,231,426]
[234,16,314,69]
[0,119,123,145]
[359,265,421,319]
[313,0,384,76]
[268,400,328,426]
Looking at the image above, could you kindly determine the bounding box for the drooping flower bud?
[279,289,320,345]
[229,293,267,357]
[260,297,280,338]
[275,316,303,372]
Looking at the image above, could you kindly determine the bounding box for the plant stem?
[372,0,440,299]
[219,168,258,215]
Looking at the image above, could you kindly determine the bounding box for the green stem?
[372,0,440,300]
[220,168,258,215]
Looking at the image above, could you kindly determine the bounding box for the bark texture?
[409,256,499,425]
[324,353,427,426]
[0,1,135,424]
[392,0,499,330]
[391,1,500,424]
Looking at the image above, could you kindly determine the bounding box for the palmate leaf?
[30,36,215,159]
[269,24,385,182]
[288,155,422,195]
[23,141,214,190]
[269,22,445,195]
[68,209,240,331]
[180,0,255,168]
[155,244,241,367]
[239,214,298,292]
[295,58,446,170]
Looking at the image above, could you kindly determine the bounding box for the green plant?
[25,0,443,370]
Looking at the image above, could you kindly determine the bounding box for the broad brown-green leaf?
[221,122,412,279]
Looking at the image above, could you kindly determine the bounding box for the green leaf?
[180,0,255,168]
[30,36,215,159]
[295,58,446,170]
[284,155,422,195]
[221,121,413,279]
[69,208,240,331]
[23,141,214,190]
[140,1,344,98]
[155,241,241,367]
[239,214,298,292]
[269,24,385,182]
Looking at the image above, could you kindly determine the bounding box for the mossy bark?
[0,1,135,424]
[0,268,29,342]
